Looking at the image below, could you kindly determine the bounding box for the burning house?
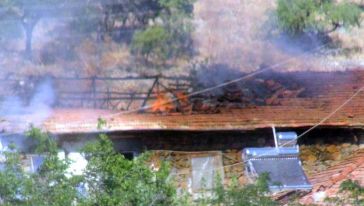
[1,68,364,203]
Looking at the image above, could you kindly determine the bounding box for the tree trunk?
[25,25,34,59]
[22,17,38,60]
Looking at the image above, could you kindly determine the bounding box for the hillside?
[194,0,364,72]
[0,0,363,79]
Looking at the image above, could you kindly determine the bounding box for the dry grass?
[193,0,364,72]
[0,0,363,79]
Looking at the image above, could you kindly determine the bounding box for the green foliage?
[0,127,82,206]
[276,0,317,35]
[0,129,180,206]
[26,126,58,154]
[276,0,362,36]
[131,0,195,67]
[0,0,65,57]
[64,0,195,68]
[0,149,26,205]
[97,117,107,130]
[0,0,194,67]
[326,179,364,205]
[70,0,161,32]
[158,0,194,15]
[0,128,278,206]
[206,173,277,206]
[82,134,178,206]
[132,26,171,63]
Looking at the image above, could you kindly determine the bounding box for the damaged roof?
[300,149,364,204]
[42,69,364,134]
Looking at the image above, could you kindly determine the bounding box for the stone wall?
[300,143,359,176]
[117,130,272,189]
[110,128,364,188]
[148,149,245,190]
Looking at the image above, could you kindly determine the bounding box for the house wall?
[106,128,364,189]
[0,134,29,151]
[110,130,276,189]
[4,127,361,190]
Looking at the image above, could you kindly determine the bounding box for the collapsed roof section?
[43,73,363,134]
[5,68,362,134]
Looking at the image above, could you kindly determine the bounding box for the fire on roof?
[0,69,363,135]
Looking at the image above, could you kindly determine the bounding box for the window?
[30,155,44,172]
[191,153,224,192]
[23,154,45,173]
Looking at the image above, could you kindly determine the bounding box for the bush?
[132,26,171,64]
[0,127,82,206]
[0,128,278,205]
[206,173,277,206]
[82,134,179,206]
[276,0,362,36]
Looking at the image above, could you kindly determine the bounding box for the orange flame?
[175,91,189,106]
[151,92,175,113]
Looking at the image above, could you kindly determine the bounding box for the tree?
[0,128,278,206]
[0,129,180,206]
[69,0,161,40]
[69,0,195,67]
[0,145,26,206]
[0,0,64,59]
[131,0,194,67]
[0,126,83,206]
[132,25,171,63]
[276,0,362,36]
[82,134,179,206]
[206,173,277,206]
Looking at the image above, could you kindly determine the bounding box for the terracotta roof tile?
[300,149,364,204]
[39,69,364,134]
[1,70,363,134]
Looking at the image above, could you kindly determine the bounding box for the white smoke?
[0,78,57,173]
[0,78,55,132]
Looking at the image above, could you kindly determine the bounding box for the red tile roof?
[42,69,364,134]
[300,149,364,204]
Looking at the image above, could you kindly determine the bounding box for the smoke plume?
[0,78,55,132]
[193,0,327,73]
